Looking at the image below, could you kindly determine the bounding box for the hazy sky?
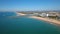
[0,0,60,11]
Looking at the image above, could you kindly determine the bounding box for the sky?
[0,0,60,11]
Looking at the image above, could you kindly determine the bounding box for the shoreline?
[17,13,26,16]
[29,16,60,26]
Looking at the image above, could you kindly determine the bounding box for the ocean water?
[0,12,60,34]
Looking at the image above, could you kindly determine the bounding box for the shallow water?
[0,12,60,34]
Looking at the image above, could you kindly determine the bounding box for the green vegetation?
[48,16,57,19]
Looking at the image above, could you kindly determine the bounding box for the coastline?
[17,13,26,16]
[29,16,60,25]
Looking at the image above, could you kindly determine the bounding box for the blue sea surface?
[0,12,60,34]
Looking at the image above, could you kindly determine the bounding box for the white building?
[39,13,47,17]
[39,12,57,17]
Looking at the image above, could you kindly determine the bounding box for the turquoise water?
[0,12,60,34]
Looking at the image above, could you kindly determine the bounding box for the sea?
[0,12,60,34]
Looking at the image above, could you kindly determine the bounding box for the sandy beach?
[29,16,60,25]
[17,13,26,16]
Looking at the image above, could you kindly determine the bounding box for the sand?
[29,16,60,25]
[17,13,26,16]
